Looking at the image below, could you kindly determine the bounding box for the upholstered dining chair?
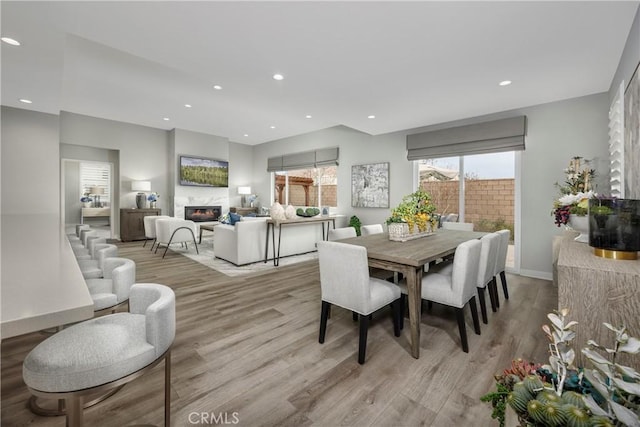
[317,241,401,364]
[78,243,119,279]
[442,221,474,231]
[360,224,384,236]
[155,218,199,258]
[399,239,482,353]
[23,283,175,427]
[493,229,511,305]
[327,227,357,241]
[476,232,501,323]
[85,257,136,314]
[74,235,107,260]
[143,215,170,250]
[68,224,91,243]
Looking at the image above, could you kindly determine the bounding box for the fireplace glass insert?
[185,206,221,222]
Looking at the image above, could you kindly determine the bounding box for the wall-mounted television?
[179,155,229,187]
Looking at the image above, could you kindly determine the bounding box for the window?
[419,152,515,268]
[80,162,111,207]
[273,166,338,207]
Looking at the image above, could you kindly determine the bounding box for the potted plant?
[386,189,438,240]
[147,192,159,208]
[481,309,640,427]
[349,215,362,236]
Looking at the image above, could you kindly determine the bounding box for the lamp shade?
[237,186,251,195]
[90,186,105,195]
[131,181,151,192]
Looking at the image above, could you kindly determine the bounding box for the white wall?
[1,107,60,216]
[609,6,640,100]
[229,142,255,209]
[251,94,609,279]
[171,128,231,218]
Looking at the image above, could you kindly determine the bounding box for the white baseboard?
[518,269,553,281]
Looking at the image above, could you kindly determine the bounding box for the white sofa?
[213,217,322,265]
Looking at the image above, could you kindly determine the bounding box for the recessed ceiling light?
[213,85,222,90]
[305,115,312,119]
[19,98,32,104]
[1,37,20,46]
[499,80,512,86]
[184,104,192,108]
[368,115,376,119]
[163,117,170,121]
[270,125,276,129]
[273,74,284,81]
[244,134,249,137]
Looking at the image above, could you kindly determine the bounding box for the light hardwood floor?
[1,240,557,426]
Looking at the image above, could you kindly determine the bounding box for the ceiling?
[1,1,638,145]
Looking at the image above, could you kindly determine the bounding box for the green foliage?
[475,218,514,241]
[349,215,361,236]
[180,165,228,187]
[480,382,511,427]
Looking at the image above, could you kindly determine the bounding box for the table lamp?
[90,186,105,208]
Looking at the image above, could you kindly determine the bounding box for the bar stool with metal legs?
[23,283,175,427]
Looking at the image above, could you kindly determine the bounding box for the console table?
[231,207,259,216]
[81,207,111,224]
[557,238,640,370]
[265,216,336,266]
[120,208,161,242]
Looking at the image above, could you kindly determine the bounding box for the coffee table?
[198,222,219,243]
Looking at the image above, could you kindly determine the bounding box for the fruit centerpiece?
[296,207,320,217]
[386,189,438,241]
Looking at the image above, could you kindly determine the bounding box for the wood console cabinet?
[230,207,259,216]
[120,208,161,242]
[557,238,640,370]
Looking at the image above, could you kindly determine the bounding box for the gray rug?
[178,235,318,277]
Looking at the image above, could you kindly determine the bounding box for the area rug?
[178,235,318,277]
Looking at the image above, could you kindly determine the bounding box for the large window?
[80,161,112,207]
[273,166,338,207]
[419,152,515,267]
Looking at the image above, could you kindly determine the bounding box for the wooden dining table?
[339,228,486,358]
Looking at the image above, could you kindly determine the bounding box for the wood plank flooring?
[1,240,557,426]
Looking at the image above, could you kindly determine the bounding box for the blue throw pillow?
[228,212,242,225]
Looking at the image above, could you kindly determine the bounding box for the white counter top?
[1,214,94,339]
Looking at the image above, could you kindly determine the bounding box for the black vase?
[588,198,640,260]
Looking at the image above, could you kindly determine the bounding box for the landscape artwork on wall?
[624,61,640,199]
[179,155,229,187]
[351,162,390,208]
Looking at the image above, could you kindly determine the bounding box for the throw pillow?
[228,212,242,225]
[271,202,286,220]
[219,213,230,224]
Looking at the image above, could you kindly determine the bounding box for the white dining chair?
[360,224,384,236]
[328,227,357,241]
[399,238,482,353]
[476,233,501,323]
[317,241,401,364]
[493,229,511,305]
[442,222,474,231]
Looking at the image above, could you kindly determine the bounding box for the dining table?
[339,228,486,359]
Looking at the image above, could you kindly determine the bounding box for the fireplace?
[185,206,222,222]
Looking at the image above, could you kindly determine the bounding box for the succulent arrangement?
[296,207,320,217]
[481,309,640,427]
[386,189,438,232]
[552,156,597,226]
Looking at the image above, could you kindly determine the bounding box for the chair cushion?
[399,273,466,308]
[23,313,155,393]
[91,293,118,311]
[363,278,401,315]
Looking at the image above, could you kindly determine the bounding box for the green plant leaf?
[583,369,610,398]
[588,339,604,349]
[612,377,640,395]
[603,322,621,333]
[619,337,640,354]
[610,400,640,427]
[582,393,609,417]
[564,320,578,330]
[582,348,612,366]
[548,313,563,330]
[614,364,640,380]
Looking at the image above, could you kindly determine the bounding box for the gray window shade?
[267,147,339,172]
[406,116,527,160]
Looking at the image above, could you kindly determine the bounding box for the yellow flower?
[577,198,589,210]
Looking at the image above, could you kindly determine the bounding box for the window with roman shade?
[406,116,527,160]
[267,147,339,172]
[80,161,111,206]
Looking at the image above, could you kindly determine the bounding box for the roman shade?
[267,147,339,172]
[406,116,527,161]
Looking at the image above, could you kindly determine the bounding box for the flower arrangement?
[247,194,258,207]
[552,157,596,226]
[80,196,93,203]
[386,189,438,232]
[147,192,159,202]
[481,309,640,427]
